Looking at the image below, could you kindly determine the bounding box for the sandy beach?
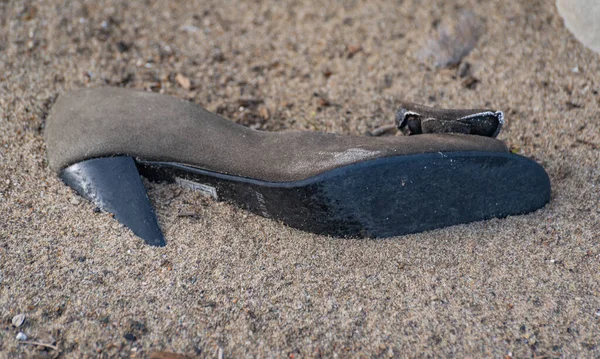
[1,0,599,357]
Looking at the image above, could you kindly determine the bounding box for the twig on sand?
[18,340,59,351]
[368,124,397,136]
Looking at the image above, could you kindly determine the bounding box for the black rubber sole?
[138,151,551,239]
[61,151,550,245]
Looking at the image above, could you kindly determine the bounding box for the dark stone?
[116,41,130,53]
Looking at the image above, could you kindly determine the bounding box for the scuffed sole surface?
[139,151,551,238]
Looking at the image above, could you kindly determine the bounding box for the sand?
[1,0,599,357]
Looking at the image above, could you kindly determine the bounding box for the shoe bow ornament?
[45,88,550,246]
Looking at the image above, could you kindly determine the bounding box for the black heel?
[60,156,166,246]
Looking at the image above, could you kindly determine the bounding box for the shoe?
[45,87,550,246]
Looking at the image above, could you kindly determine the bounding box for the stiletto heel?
[60,156,166,246]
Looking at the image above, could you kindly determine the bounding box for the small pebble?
[16,332,27,341]
[175,73,191,90]
[457,61,471,78]
[70,197,81,205]
[12,314,25,327]
[179,25,200,33]
[418,10,482,68]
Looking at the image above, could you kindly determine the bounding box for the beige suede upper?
[45,88,508,182]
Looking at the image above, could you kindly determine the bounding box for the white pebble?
[16,332,27,341]
[180,25,200,33]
